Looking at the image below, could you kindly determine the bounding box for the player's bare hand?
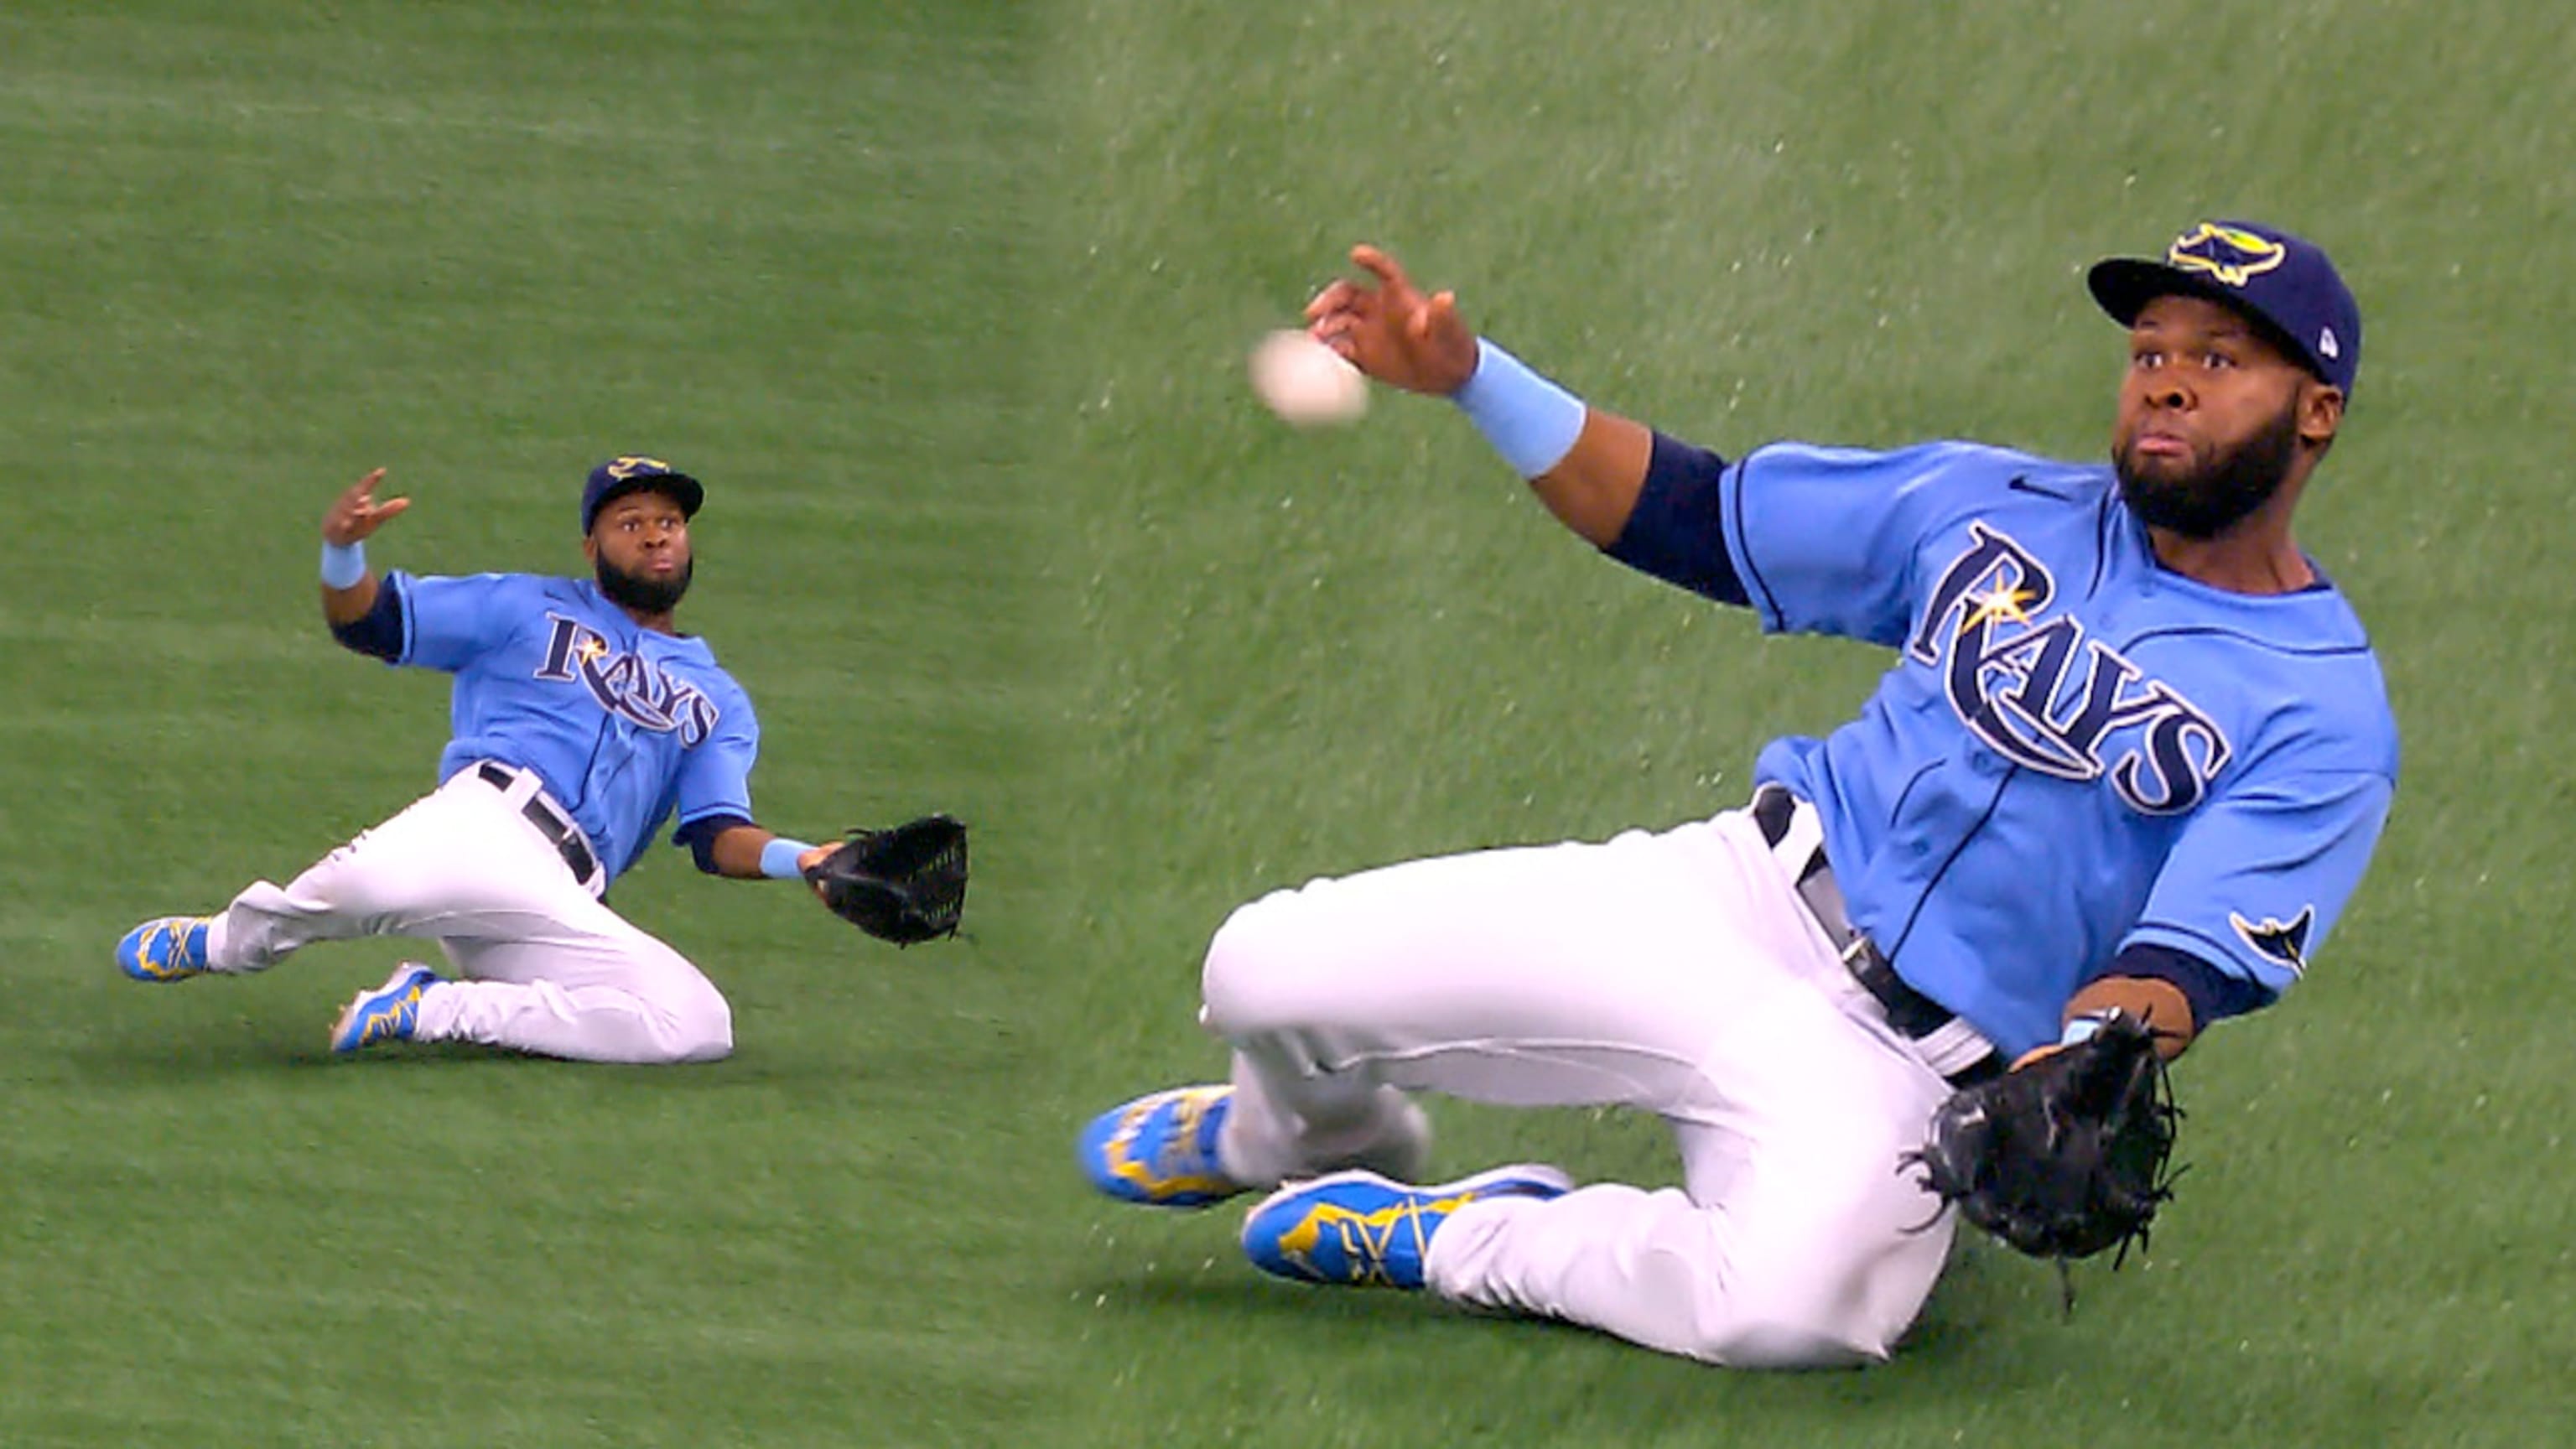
[798,841,838,898]
[323,468,413,546]
[1304,244,1481,397]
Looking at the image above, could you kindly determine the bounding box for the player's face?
[2111,294,2335,539]
[586,491,694,616]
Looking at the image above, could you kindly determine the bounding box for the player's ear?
[2297,380,2343,452]
[581,534,600,565]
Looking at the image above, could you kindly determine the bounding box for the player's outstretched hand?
[797,841,839,902]
[1304,244,1481,397]
[324,468,413,546]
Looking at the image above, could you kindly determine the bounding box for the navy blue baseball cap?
[580,455,704,534]
[2088,220,2361,395]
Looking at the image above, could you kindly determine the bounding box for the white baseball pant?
[200,764,732,1064]
[1197,802,1962,1368]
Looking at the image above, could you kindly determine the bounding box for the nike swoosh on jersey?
[2005,475,2078,501]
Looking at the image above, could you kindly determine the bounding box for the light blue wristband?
[2059,1010,2120,1046]
[320,539,367,589]
[761,836,819,880]
[1451,338,1587,478]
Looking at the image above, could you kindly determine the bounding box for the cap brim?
[2086,257,2237,327]
[2085,257,2323,382]
[595,473,704,521]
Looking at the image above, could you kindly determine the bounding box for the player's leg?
[1195,808,1961,1366]
[329,776,730,1063]
[116,805,460,983]
[405,904,733,1066]
[167,776,508,974]
[1192,815,1800,1187]
[151,769,729,1064]
[1413,969,1958,1367]
[1085,814,1782,1202]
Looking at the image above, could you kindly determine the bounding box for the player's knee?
[1197,891,1305,1037]
[672,1016,733,1064]
[1675,1312,1888,1371]
[1670,1272,1904,1369]
[654,982,734,1064]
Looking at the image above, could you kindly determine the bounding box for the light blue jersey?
[1671,440,2395,1057]
[382,571,759,881]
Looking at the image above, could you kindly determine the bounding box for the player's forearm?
[2063,975,2198,1059]
[1454,340,1651,546]
[319,537,380,626]
[704,823,829,882]
[704,824,784,880]
[322,574,380,626]
[1527,409,1654,546]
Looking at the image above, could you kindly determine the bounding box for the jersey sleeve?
[393,572,524,673]
[1603,432,1748,605]
[1721,440,2000,647]
[672,687,760,836]
[2122,766,2394,1005]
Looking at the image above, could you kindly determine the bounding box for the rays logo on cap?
[2165,222,2288,288]
[603,455,673,480]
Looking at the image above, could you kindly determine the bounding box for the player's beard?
[596,553,693,615]
[2113,400,2303,540]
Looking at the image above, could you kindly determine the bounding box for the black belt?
[1752,785,2002,1088]
[475,761,600,888]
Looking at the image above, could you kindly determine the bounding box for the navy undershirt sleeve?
[674,813,754,875]
[1602,431,1748,606]
[329,575,407,661]
[2100,942,2273,1032]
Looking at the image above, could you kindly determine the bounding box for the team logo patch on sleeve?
[2230,906,2315,975]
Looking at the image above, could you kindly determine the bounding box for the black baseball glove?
[802,815,969,946]
[1906,1010,2180,1265]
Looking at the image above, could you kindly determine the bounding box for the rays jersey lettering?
[534,614,719,745]
[1905,522,2229,813]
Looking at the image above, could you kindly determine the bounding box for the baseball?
[1248,328,1368,428]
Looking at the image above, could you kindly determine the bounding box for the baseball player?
[1077,221,2398,1367]
[115,458,848,1063]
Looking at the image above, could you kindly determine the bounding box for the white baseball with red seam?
[1248,328,1368,428]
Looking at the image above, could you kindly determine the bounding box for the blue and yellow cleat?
[117,916,214,982]
[1078,1084,1249,1208]
[330,963,441,1054]
[1241,1165,1576,1291]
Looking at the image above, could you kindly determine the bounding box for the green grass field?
[5,2,2570,1445]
